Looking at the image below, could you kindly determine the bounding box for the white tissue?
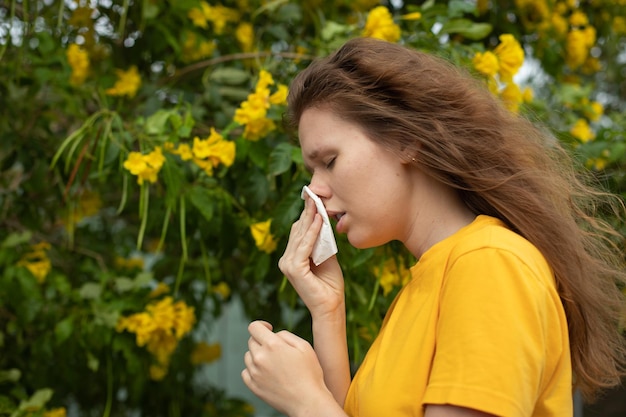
[301,185,338,265]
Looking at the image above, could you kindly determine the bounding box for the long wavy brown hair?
[285,37,626,402]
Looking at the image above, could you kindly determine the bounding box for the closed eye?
[325,157,336,170]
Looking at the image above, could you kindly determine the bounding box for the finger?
[294,213,323,257]
[276,329,311,349]
[294,197,318,235]
[256,320,273,331]
[279,213,324,278]
[248,320,275,345]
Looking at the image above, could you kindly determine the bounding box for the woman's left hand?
[242,320,338,416]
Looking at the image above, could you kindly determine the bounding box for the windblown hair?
[285,37,626,402]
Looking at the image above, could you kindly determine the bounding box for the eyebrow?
[302,149,319,173]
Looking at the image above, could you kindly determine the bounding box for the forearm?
[311,301,351,407]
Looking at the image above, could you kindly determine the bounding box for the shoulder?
[442,215,555,291]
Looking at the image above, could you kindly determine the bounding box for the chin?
[347,234,386,250]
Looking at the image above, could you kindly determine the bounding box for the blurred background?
[1,1,625,416]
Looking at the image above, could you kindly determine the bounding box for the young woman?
[241,37,626,417]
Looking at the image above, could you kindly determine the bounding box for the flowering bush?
[1,1,625,416]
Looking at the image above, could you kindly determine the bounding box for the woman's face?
[299,107,418,250]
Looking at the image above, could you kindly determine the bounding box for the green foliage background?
[1,0,625,416]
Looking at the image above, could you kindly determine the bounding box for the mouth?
[327,211,345,222]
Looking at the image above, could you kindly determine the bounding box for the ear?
[399,153,418,165]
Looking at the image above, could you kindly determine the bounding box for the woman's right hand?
[278,196,345,320]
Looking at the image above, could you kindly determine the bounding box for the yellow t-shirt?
[343,215,572,417]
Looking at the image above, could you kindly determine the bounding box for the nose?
[308,174,331,200]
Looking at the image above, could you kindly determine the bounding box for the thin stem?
[179,195,187,261]
[56,0,65,32]
[117,0,130,41]
[0,0,17,62]
[156,203,172,253]
[137,184,149,250]
[102,356,113,417]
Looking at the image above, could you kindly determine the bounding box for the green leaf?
[253,252,271,281]
[188,185,216,222]
[79,282,102,300]
[145,109,174,136]
[321,21,351,41]
[86,351,100,372]
[448,0,477,18]
[1,231,32,248]
[54,316,74,344]
[17,388,53,410]
[0,369,21,383]
[162,155,184,207]
[210,68,250,85]
[241,170,270,209]
[135,271,153,287]
[272,189,305,233]
[114,277,135,293]
[143,2,160,19]
[268,142,295,176]
[439,19,492,40]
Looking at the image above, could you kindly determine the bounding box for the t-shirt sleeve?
[422,247,559,417]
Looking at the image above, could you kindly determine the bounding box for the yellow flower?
[613,16,626,34]
[256,69,275,91]
[181,32,215,63]
[473,51,500,77]
[374,258,410,296]
[66,43,90,86]
[188,6,208,28]
[493,34,524,82]
[269,84,288,105]
[172,299,196,339]
[243,118,276,142]
[212,281,231,299]
[585,101,603,122]
[570,119,595,143]
[117,296,196,378]
[550,12,569,37]
[123,152,147,175]
[176,143,194,160]
[64,190,102,229]
[569,10,589,27]
[586,157,607,171]
[566,29,588,69]
[191,128,236,175]
[145,147,165,170]
[123,147,166,185]
[500,82,523,113]
[250,220,278,254]
[236,22,255,52]
[189,2,239,34]
[149,363,168,381]
[362,6,401,43]
[117,312,156,347]
[191,342,222,365]
[234,70,284,141]
[581,56,601,75]
[149,282,170,298]
[522,86,534,103]
[401,12,422,21]
[17,242,52,283]
[106,66,142,98]
[44,408,67,417]
[115,256,144,270]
